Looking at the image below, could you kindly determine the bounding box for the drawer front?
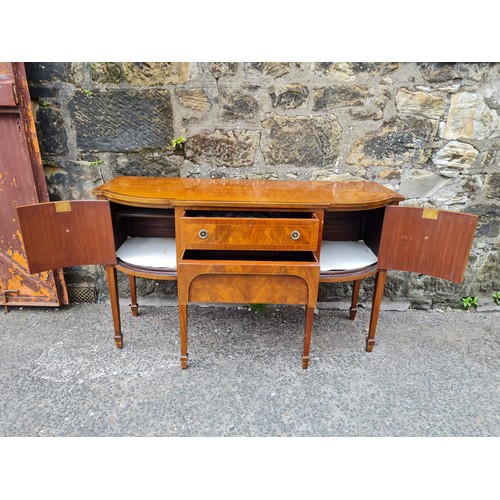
[180,215,320,251]
[188,274,309,304]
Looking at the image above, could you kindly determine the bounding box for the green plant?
[492,291,500,306]
[40,100,50,107]
[171,136,186,149]
[461,296,479,310]
[83,89,94,97]
[89,159,103,166]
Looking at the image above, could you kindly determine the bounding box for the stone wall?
[25,62,500,309]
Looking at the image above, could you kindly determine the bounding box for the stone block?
[477,303,500,313]
[270,84,309,109]
[417,62,490,83]
[318,281,353,301]
[311,62,398,81]
[44,160,103,200]
[467,204,499,238]
[474,251,500,292]
[28,86,60,99]
[246,62,289,79]
[382,272,410,299]
[349,107,384,121]
[116,273,156,298]
[122,62,189,86]
[408,274,466,305]
[175,88,211,111]
[90,62,121,84]
[398,169,447,199]
[444,93,499,140]
[209,63,238,79]
[25,62,71,83]
[153,280,178,296]
[185,129,260,167]
[396,88,446,119]
[379,300,410,311]
[35,106,69,156]
[313,84,370,110]
[180,162,280,180]
[377,168,402,181]
[68,89,173,152]
[476,148,500,173]
[107,152,184,177]
[427,175,482,207]
[432,141,479,173]
[347,116,437,167]
[220,90,259,121]
[349,63,399,75]
[484,174,500,199]
[262,114,342,167]
[312,63,355,81]
[64,265,100,287]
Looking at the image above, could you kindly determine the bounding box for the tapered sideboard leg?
[128,274,139,317]
[302,306,315,369]
[106,265,123,349]
[366,269,387,352]
[349,279,362,320]
[179,303,189,369]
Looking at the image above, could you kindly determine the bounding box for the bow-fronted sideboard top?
[92,176,405,210]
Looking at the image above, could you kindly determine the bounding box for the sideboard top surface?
[93,176,405,210]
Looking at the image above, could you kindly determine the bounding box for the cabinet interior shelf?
[116,208,174,219]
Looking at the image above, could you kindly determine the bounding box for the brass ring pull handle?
[290,230,301,240]
[198,229,209,239]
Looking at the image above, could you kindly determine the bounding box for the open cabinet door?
[365,205,478,351]
[378,206,478,282]
[17,199,122,347]
[16,201,117,274]
[0,62,67,310]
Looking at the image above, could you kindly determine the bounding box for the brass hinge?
[422,208,439,220]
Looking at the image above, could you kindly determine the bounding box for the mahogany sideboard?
[93,176,400,368]
[17,176,478,369]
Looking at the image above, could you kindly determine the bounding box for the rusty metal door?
[0,62,67,310]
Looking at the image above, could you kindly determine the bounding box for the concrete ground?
[0,301,498,437]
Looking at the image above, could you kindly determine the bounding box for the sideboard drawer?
[180,211,320,251]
